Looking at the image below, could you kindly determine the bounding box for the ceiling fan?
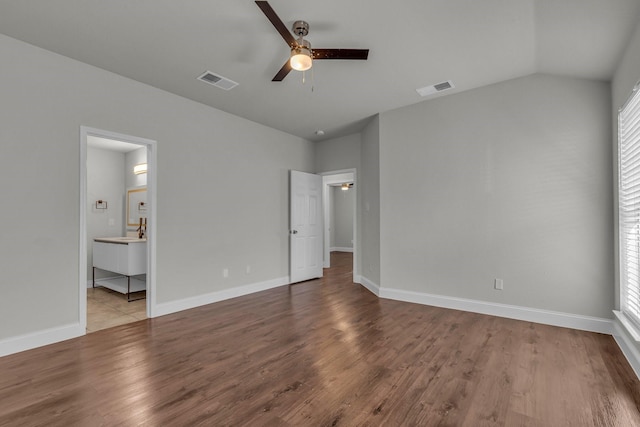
[255,1,369,81]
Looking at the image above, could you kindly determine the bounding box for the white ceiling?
[1,0,638,141]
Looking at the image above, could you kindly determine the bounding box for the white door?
[290,170,323,283]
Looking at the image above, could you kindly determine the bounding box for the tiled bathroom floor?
[87,287,146,333]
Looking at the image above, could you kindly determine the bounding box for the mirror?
[127,187,147,227]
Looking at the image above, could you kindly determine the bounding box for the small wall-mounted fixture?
[95,200,108,209]
[341,183,350,191]
[133,163,147,175]
[138,201,147,211]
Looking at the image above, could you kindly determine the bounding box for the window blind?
[619,84,640,329]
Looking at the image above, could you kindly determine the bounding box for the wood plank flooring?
[1,252,639,426]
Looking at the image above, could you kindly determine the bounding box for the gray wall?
[314,133,361,174]
[87,147,126,280]
[379,74,613,318]
[612,20,640,354]
[125,146,147,190]
[332,186,354,250]
[0,33,313,339]
[361,116,381,286]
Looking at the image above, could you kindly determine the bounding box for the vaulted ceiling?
[0,0,638,141]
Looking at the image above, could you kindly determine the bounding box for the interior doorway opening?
[79,127,157,333]
[321,169,357,283]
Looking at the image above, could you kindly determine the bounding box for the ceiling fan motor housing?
[292,20,309,37]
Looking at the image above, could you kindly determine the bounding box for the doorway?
[321,169,357,283]
[79,127,157,333]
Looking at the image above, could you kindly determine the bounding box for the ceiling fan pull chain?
[311,65,315,92]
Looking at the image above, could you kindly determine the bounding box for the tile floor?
[87,287,146,333]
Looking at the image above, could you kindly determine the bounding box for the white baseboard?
[359,275,380,296]
[0,323,85,357]
[330,247,353,253]
[153,276,290,317]
[379,287,613,335]
[612,313,640,379]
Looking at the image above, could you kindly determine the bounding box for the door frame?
[320,169,357,283]
[79,126,158,330]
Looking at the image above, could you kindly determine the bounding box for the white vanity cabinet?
[93,237,147,301]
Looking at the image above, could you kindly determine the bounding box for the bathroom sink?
[94,236,147,243]
[113,237,146,241]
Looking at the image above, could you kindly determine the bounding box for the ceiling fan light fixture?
[290,40,312,71]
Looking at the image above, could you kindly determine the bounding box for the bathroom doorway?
[79,127,157,333]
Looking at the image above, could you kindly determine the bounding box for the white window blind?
[619,84,640,329]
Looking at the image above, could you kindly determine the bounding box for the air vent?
[416,80,455,97]
[197,71,238,90]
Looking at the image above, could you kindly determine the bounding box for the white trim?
[612,317,640,379]
[154,276,290,317]
[79,129,87,331]
[379,287,613,335]
[0,323,85,357]
[330,247,354,253]
[613,310,640,341]
[359,276,380,296]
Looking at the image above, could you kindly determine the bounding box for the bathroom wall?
[124,146,148,232]
[86,146,125,281]
[125,146,147,190]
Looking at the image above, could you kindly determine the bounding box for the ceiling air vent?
[197,71,238,90]
[416,80,455,97]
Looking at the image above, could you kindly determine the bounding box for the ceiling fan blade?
[272,60,293,81]
[312,49,369,60]
[255,1,297,48]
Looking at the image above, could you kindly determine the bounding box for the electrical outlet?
[494,278,503,290]
[223,268,229,278]
[246,265,251,274]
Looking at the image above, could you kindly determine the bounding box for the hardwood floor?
[1,252,638,426]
